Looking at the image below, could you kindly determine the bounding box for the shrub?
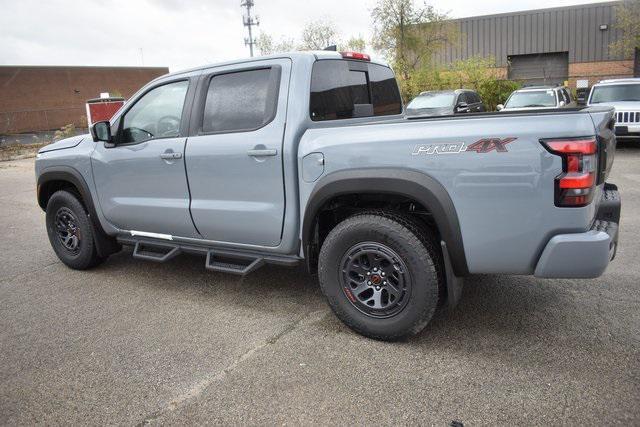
[402,56,521,111]
[54,123,76,141]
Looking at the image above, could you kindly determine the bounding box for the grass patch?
[0,142,48,161]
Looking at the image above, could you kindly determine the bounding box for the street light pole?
[241,0,259,57]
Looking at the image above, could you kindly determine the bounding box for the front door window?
[120,80,189,144]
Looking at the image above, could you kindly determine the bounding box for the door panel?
[92,138,197,237]
[91,78,199,238]
[185,59,291,247]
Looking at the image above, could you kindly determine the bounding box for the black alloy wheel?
[54,207,81,255]
[340,242,411,318]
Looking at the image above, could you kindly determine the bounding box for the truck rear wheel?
[45,190,105,270]
[318,211,443,340]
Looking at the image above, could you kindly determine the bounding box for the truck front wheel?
[45,190,105,270]
[318,211,443,341]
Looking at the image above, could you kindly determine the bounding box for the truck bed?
[298,106,615,275]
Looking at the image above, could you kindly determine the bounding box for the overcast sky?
[0,0,608,72]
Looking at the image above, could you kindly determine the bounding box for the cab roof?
[154,51,390,81]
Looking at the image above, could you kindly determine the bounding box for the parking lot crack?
[0,260,60,285]
[137,309,327,425]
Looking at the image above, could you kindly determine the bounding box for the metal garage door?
[508,52,569,86]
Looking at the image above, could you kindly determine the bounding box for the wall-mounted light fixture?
[599,24,608,30]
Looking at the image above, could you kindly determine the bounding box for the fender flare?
[302,168,469,276]
[37,166,120,258]
[38,166,95,214]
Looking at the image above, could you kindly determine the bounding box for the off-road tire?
[45,190,105,270]
[318,211,443,341]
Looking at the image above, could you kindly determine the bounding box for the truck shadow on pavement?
[98,246,591,351]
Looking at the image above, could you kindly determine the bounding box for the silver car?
[498,86,575,111]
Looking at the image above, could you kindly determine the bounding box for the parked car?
[35,51,620,341]
[498,85,575,111]
[406,89,485,117]
[587,78,640,141]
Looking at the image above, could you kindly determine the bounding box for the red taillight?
[544,138,597,155]
[541,137,598,207]
[340,51,370,61]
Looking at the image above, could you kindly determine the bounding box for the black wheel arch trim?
[302,168,469,277]
[38,166,93,212]
[37,166,121,258]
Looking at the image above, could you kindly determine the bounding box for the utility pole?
[241,0,259,57]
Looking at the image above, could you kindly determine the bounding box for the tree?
[255,32,296,55]
[300,19,340,50]
[371,0,458,83]
[257,20,364,56]
[610,0,640,58]
[340,36,367,52]
[409,56,521,110]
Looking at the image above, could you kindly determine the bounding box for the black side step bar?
[133,241,181,262]
[205,250,265,275]
[120,236,299,276]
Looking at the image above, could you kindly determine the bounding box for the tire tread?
[318,210,444,340]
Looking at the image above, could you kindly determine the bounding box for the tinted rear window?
[310,60,402,121]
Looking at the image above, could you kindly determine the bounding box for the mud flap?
[441,241,464,309]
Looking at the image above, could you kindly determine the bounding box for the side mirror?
[91,121,112,143]
[455,102,469,113]
[559,100,566,107]
[496,104,504,111]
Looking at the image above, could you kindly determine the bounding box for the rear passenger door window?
[201,67,280,134]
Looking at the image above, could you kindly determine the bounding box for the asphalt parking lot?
[1,146,639,425]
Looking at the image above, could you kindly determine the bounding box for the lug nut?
[366,272,370,276]
[373,267,378,272]
[368,281,372,285]
[375,286,381,290]
[381,272,386,276]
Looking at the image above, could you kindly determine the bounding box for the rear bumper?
[534,183,620,278]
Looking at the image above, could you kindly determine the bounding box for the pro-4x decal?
[412,137,517,155]
[465,138,517,153]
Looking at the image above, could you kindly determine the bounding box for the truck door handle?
[247,148,277,157]
[160,152,182,160]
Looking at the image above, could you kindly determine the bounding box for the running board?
[119,235,298,276]
[205,250,265,275]
[133,241,181,262]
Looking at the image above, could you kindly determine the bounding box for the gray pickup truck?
[35,51,621,340]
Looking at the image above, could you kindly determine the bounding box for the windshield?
[505,90,557,108]
[407,92,456,110]
[590,84,640,103]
